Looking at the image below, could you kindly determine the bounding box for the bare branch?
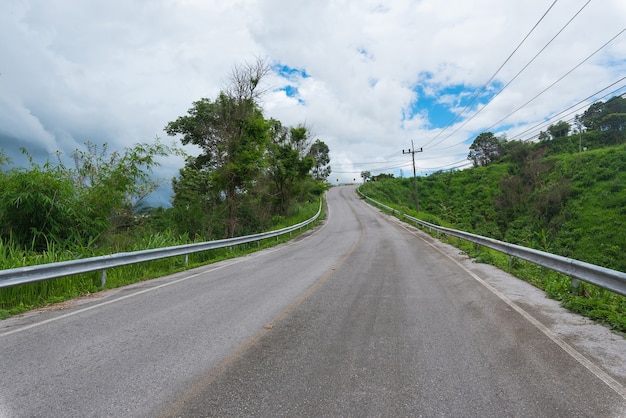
[225,56,271,103]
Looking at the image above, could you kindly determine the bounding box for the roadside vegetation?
[0,59,331,319]
[360,94,626,332]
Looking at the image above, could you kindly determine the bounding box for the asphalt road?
[1,186,625,417]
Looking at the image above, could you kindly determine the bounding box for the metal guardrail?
[358,191,626,297]
[0,199,323,289]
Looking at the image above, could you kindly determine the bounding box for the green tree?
[538,131,550,142]
[0,149,10,168]
[309,139,331,180]
[372,173,394,181]
[360,171,371,182]
[581,101,605,131]
[600,113,626,143]
[500,140,532,166]
[468,132,505,167]
[170,163,215,239]
[581,95,626,132]
[165,59,272,237]
[267,123,315,215]
[69,140,171,231]
[547,121,570,139]
[0,141,171,250]
[603,95,626,115]
[0,162,76,249]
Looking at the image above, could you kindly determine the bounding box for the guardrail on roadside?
[0,199,323,289]
[358,191,626,297]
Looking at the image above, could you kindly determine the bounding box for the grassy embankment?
[0,200,322,320]
[360,143,626,332]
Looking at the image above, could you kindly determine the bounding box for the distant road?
[1,186,625,417]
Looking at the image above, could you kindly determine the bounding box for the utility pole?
[402,140,423,213]
[575,115,583,153]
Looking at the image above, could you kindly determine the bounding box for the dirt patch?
[36,292,105,312]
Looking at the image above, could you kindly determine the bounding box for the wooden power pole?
[402,140,423,213]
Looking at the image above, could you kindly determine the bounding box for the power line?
[433,25,626,151]
[415,79,626,150]
[429,0,593,151]
[334,79,625,176]
[334,81,624,176]
[332,160,412,173]
[402,141,423,211]
[483,26,626,133]
[510,79,626,141]
[421,0,559,149]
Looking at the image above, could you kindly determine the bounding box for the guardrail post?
[184,254,189,266]
[100,270,107,287]
[509,256,514,271]
[571,278,580,291]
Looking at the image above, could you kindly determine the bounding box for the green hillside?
[360,100,626,331]
[361,142,626,273]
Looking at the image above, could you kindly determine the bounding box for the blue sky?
[1,0,625,200]
[274,64,309,105]
[407,83,486,130]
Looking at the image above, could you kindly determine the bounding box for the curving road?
[1,186,625,417]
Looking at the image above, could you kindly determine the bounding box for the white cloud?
[1,0,624,189]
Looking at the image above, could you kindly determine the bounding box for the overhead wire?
[339,1,623,176]
[429,0,593,151]
[510,79,626,141]
[433,27,625,151]
[332,161,411,174]
[341,76,625,177]
[350,80,625,176]
[420,0,559,149]
[482,26,626,134]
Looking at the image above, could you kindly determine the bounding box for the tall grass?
[0,200,321,319]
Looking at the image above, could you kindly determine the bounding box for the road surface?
[1,186,625,417]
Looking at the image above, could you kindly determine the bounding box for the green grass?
[360,190,626,334]
[0,200,323,320]
[358,141,626,333]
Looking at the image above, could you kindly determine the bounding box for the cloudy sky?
[1,0,625,204]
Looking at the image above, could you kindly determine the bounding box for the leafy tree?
[603,95,626,115]
[468,132,505,167]
[309,139,331,180]
[372,173,394,181]
[0,149,10,168]
[69,140,171,230]
[267,123,315,215]
[165,59,272,237]
[170,163,215,239]
[360,171,371,182]
[0,162,76,249]
[600,113,626,142]
[538,131,550,142]
[500,140,532,167]
[580,101,605,131]
[0,141,172,250]
[547,121,570,139]
[581,95,626,132]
